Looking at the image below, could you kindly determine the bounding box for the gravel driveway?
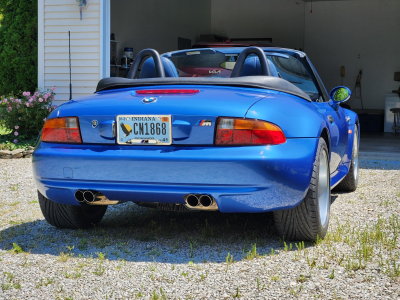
[0,158,399,299]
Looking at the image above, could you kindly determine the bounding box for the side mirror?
[329,86,351,103]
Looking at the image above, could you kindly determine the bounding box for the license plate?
[117,115,172,145]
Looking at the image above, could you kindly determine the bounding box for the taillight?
[41,117,82,143]
[215,117,286,145]
[136,89,199,94]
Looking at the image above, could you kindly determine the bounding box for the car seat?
[139,57,179,78]
[240,57,279,77]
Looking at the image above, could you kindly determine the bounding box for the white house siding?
[39,0,102,105]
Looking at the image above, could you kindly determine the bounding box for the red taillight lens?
[136,89,199,94]
[41,117,82,143]
[215,117,286,145]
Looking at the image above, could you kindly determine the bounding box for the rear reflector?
[41,117,82,144]
[136,89,199,94]
[215,117,286,145]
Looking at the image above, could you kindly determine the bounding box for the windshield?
[163,49,319,100]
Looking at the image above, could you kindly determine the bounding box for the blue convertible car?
[33,47,359,241]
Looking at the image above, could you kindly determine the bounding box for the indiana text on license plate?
[117,115,172,145]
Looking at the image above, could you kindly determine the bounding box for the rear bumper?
[32,138,318,213]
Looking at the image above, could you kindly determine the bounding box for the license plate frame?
[116,115,172,145]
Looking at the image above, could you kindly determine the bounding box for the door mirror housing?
[329,86,351,103]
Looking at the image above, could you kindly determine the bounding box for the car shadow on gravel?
[0,197,337,264]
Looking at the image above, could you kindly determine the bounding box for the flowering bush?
[0,87,57,143]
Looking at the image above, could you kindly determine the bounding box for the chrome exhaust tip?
[74,190,85,203]
[75,190,120,205]
[83,190,96,203]
[184,194,218,211]
[186,194,199,207]
[199,195,213,207]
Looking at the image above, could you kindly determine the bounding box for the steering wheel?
[230,46,271,78]
[127,49,165,79]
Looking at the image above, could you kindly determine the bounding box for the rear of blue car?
[33,46,358,241]
[33,85,317,214]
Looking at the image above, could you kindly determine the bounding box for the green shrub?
[0,88,57,144]
[0,0,38,95]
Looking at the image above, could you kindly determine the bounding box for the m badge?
[196,120,212,126]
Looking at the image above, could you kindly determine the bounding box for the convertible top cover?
[95,77,311,101]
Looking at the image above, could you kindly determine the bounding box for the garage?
[38,0,400,134]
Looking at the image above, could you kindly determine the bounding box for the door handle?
[327,115,334,124]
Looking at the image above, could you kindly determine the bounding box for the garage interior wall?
[110,0,211,58]
[211,0,305,50]
[304,0,400,110]
[211,0,400,111]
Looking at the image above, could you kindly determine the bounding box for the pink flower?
[18,117,21,120]
[10,97,13,100]
[23,92,27,96]
[26,92,30,96]
[44,94,48,99]
[52,86,56,91]
[35,92,39,97]
[15,126,19,130]
[3,99,7,103]
[29,99,33,103]
[14,131,18,136]
[26,103,30,107]
[39,98,43,102]
[8,107,12,111]
[13,139,18,144]
[43,118,47,122]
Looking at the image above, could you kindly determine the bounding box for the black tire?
[38,191,107,229]
[273,138,331,241]
[334,126,359,192]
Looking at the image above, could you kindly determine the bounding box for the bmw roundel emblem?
[142,97,157,104]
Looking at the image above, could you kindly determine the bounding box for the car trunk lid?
[57,86,272,145]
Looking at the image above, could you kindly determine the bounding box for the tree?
[0,0,38,95]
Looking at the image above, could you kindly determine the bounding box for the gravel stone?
[0,158,399,299]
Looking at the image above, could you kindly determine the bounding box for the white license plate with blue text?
[117,115,172,145]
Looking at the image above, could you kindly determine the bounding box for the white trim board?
[38,0,45,89]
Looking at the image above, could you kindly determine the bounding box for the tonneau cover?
[95,77,311,101]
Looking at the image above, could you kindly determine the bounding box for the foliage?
[0,0,38,95]
[0,137,36,151]
[0,88,57,145]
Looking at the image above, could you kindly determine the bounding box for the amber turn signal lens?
[215,117,286,145]
[41,117,82,143]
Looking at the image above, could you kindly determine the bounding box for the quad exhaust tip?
[74,190,119,205]
[184,194,218,211]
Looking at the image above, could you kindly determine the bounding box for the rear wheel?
[273,138,331,241]
[38,191,107,229]
[334,126,359,192]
